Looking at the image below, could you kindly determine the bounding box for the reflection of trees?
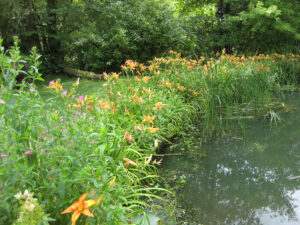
[162,95,300,225]
[176,153,299,225]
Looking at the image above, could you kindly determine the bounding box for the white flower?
[24,190,29,196]
[14,192,23,200]
[25,203,35,211]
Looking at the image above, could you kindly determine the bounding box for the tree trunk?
[216,0,224,20]
[20,0,41,53]
[45,0,64,72]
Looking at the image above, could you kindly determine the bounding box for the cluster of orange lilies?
[56,50,300,224]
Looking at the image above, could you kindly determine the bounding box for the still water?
[161,93,300,225]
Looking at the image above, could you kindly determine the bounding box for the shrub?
[65,0,186,72]
[225,1,300,53]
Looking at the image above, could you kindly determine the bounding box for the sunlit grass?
[36,74,106,98]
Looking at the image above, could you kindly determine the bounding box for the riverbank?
[1,50,299,224]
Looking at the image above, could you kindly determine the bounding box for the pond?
[160,92,300,225]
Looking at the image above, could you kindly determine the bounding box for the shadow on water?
[160,92,300,225]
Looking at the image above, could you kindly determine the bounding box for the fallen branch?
[63,67,103,80]
[288,175,300,180]
[156,153,182,156]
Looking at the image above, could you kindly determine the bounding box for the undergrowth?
[1,38,299,225]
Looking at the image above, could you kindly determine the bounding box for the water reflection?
[161,93,300,225]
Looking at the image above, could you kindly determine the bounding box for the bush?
[65,0,186,72]
[225,1,300,53]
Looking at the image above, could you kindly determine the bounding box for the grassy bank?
[1,45,299,225]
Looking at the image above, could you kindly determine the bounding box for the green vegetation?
[0,0,185,72]
[1,39,172,225]
[1,0,298,73]
[0,0,299,224]
[1,38,299,224]
[177,0,300,54]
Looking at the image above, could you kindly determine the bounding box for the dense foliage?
[0,0,186,72]
[66,0,185,72]
[1,39,173,225]
[1,0,298,73]
[0,0,299,224]
[1,38,299,224]
[178,0,300,54]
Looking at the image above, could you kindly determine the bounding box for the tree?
[176,0,300,54]
[0,0,81,71]
[177,0,229,18]
[0,0,186,73]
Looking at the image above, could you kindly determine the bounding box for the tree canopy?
[0,0,298,73]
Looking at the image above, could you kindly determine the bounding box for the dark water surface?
[161,93,300,225]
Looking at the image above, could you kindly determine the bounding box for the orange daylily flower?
[76,95,93,105]
[112,104,117,114]
[136,97,145,104]
[112,72,119,79]
[123,158,138,167]
[76,98,83,105]
[124,60,138,70]
[103,72,109,80]
[142,88,148,94]
[139,64,146,72]
[148,65,154,72]
[148,92,154,100]
[143,115,155,124]
[142,76,150,83]
[87,105,93,110]
[178,86,185,91]
[165,81,172,87]
[99,101,110,110]
[124,108,130,115]
[153,102,167,110]
[128,86,133,92]
[124,131,135,142]
[61,192,96,225]
[49,80,63,93]
[148,127,159,133]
